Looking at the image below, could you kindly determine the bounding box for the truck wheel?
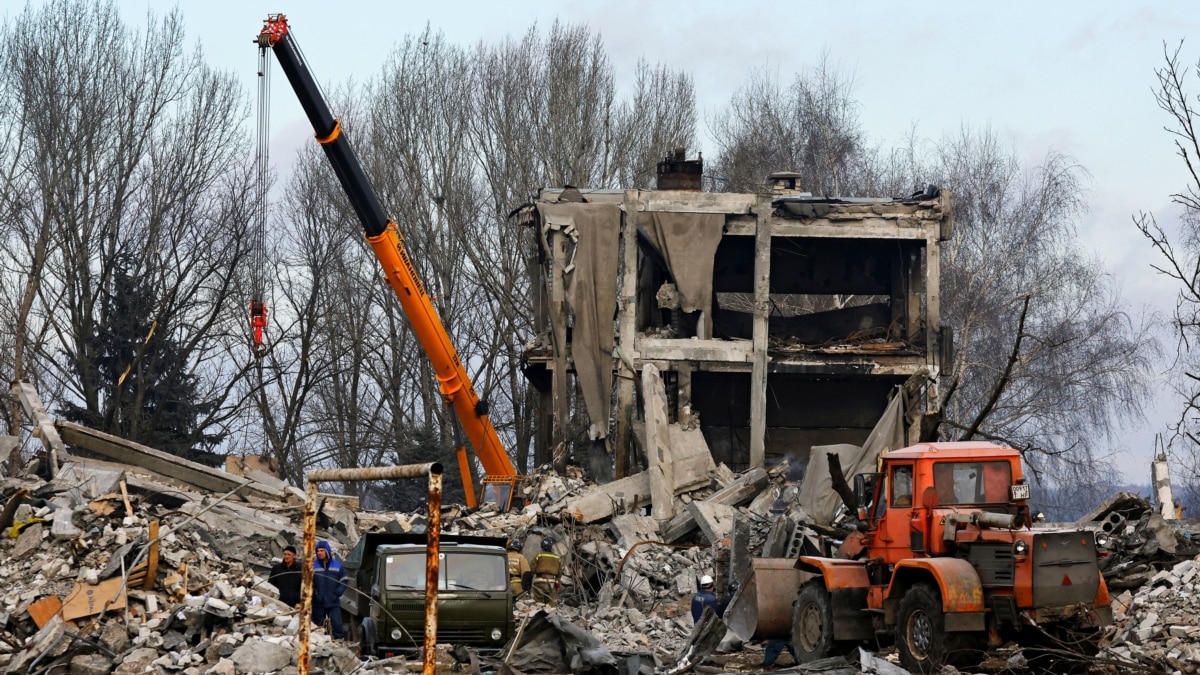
[895,583,983,673]
[360,617,378,658]
[791,581,837,662]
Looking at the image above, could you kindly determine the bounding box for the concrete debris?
[2,419,1199,674]
[1103,555,1200,673]
[1076,491,1200,589]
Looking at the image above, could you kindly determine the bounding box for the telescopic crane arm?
[256,14,518,508]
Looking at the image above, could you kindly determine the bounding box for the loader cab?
[480,476,520,512]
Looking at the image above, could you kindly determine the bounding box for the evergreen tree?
[61,254,225,464]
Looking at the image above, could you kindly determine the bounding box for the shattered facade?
[521,166,953,476]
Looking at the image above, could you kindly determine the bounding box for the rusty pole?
[423,467,443,675]
[298,463,441,675]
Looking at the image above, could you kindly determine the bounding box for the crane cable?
[250,45,271,358]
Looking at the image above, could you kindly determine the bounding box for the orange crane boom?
[256,14,518,508]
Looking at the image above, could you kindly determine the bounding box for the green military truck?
[340,532,515,656]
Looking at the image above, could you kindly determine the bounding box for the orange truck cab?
[790,442,1111,673]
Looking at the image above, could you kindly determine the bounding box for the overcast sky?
[15,0,1195,482]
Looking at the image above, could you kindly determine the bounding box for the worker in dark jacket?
[691,575,719,622]
[268,545,303,607]
[311,540,348,639]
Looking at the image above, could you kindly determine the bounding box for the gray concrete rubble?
[1,435,1198,674]
[1103,556,1200,674]
[1075,491,1200,589]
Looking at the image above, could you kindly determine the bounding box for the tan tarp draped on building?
[538,202,621,438]
[799,392,906,526]
[641,212,725,337]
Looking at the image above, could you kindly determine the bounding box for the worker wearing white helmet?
[691,574,718,622]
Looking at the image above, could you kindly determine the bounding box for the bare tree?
[1136,41,1200,508]
[923,128,1157,481]
[707,55,877,195]
[465,22,696,468]
[709,59,1157,489]
[0,0,256,463]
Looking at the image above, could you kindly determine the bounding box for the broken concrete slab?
[231,639,293,672]
[55,421,281,502]
[50,506,81,540]
[12,380,67,473]
[0,436,17,466]
[728,515,754,585]
[12,522,45,559]
[688,501,736,545]
[6,614,67,673]
[565,426,717,523]
[608,514,662,549]
[54,461,125,502]
[661,467,769,542]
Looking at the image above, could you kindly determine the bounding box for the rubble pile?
[1078,492,1200,589]
[0,467,366,674]
[2,405,1199,674]
[1104,556,1200,674]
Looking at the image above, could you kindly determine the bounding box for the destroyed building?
[520,153,954,476]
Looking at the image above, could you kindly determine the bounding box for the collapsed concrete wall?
[520,179,952,477]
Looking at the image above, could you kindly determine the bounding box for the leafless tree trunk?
[0,0,257,465]
[1136,41,1200,507]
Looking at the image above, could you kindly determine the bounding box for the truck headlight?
[491,628,503,641]
[1013,540,1028,555]
[1095,533,1110,548]
[390,628,402,640]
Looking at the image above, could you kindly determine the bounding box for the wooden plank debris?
[62,577,127,621]
[27,596,62,629]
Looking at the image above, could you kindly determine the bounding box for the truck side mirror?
[854,473,881,522]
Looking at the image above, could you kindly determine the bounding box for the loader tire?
[895,582,985,673]
[790,581,854,662]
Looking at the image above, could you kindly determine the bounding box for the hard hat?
[699,574,714,587]
[509,539,523,551]
[541,537,555,552]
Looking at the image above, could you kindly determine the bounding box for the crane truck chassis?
[780,442,1111,673]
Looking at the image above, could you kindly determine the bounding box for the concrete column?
[643,363,675,521]
[1152,454,1176,519]
[615,190,641,478]
[749,195,772,469]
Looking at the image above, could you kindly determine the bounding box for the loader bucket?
[724,558,808,641]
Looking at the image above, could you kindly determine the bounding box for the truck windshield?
[932,461,1013,505]
[385,552,507,592]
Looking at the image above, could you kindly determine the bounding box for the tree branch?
[961,294,1031,440]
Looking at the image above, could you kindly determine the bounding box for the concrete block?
[50,508,81,541]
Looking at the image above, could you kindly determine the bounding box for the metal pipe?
[423,467,443,675]
[297,462,442,675]
[307,463,436,482]
[299,479,318,675]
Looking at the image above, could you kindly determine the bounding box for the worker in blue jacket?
[691,575,719,622]
[312,540,348,639]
